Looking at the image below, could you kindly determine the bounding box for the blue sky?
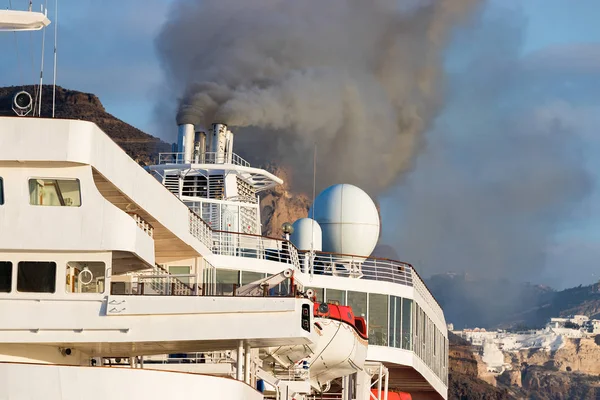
[2,0,600,288]
[2,0,598,137]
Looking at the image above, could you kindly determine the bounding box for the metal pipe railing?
[158,151,250,167]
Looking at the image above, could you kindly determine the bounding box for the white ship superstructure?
[0,8,448,400]
[145,121,449,400]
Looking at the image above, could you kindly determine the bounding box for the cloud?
[524,43,600,74]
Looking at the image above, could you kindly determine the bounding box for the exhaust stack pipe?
[211,123,228,163]
[195,129,207,163]
[178,124,195,164]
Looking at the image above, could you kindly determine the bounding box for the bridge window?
[325,289,346,305]
[368,293,388,346]
[389,296,402,348]
[0,262,12,292]
[347,291,367,318]
[216,269,239,295]
[241,271,265,286]
[17,261,56,293]
[66,262,106,294]
[169,266,191,286]
[402,299,413,350]
[306,287,324,302]
[0,177,4,204]
[29,178,81,207]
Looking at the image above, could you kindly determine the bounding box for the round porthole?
[79,267,94,285]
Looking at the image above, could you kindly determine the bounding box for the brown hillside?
[448,333,513,400]
[259,164,311,237]
[0,85,171,165]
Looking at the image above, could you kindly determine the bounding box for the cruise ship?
[0,8,448,400]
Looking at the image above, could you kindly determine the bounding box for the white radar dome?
[309,184,380,257]
[290,218,322,251]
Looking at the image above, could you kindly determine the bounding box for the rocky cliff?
[0,85,171,165]
[448,331,600,399]
[512,336,600,375]
[448,333,513,400]
[259,165,311,237]
[517,366,600,400]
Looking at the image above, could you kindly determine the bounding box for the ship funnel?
[210,123,234,164]
[195,129,207,163]
[178,123,195,164]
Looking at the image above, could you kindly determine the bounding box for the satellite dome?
[290,218,322,251]
[309,184,380,257]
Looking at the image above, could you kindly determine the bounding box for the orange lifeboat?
[371,390,412,400]
[313,302,368,340]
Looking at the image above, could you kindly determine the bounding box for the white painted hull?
[0,363,262,400]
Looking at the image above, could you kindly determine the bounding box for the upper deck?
[149,151,282,193]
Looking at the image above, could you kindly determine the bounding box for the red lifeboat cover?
[313,303,368,340]
[370,390,412,400]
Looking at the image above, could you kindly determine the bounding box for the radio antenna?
[37,1,48,117]
[52,0,58,118]
[310,142,316,279]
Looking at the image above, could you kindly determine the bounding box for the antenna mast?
[52,0,58,118]
[37,2,48,117]
[310,142,317,279]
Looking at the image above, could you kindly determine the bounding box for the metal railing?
[211,230,300,270]
[143,352,235,365]
[187,205,443,322]
[158,152,250,167]
[299,250,444,323]
[302,251,413,286]
[412,271,445,324]
[128,213,154,238]
[206,231,444,320]
[137,274,197,296]
[266,363,310,382]
[111,273,296,298]
[189,209,212,248]
[185,200,260,234]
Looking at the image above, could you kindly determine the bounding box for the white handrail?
[158,151,250,167]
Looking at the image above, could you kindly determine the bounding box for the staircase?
[133,264,196,296]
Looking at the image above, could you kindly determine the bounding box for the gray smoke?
[382,5,594,289]
[157,0,480,193]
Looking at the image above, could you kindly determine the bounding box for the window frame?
[0,261,12,293]
[16,261,57,293]
[28,177,82,207]
[65,261,107,294]
[0,176,4,205]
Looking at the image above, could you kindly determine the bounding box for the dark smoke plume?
[157,0,480,194]
[381,6,594,327]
